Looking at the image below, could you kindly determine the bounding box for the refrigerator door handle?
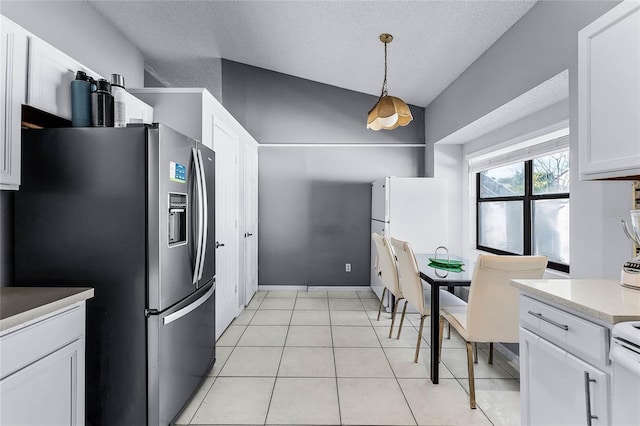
[196,148,208,281]
[163,283,216,325]
[192,147,204,284]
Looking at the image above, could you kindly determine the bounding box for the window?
[476,150,570,272]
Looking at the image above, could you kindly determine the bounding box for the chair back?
[466,254,547,342]
[389,237,425,314]
[372,233,402,297]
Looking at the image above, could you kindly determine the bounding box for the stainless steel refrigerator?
[371,176,449,304]
[13,124,216,426]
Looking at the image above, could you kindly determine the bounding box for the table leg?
[430,283,440,384]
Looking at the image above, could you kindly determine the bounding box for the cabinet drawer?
[520,295,608,365]
[0,303,85,379]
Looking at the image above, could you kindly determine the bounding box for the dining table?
[415,253,475,384]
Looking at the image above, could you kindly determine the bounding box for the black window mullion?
[523,160,532,255]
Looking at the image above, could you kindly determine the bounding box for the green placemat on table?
[428,257,464,267]
[427,261,465,272]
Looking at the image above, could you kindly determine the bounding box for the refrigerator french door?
[14,124,216,426]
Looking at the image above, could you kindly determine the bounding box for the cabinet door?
[579,1,640,179]
[520,327,610,425]
[0,16,28,190]
[0,338,85,426]
[28,37,102,120]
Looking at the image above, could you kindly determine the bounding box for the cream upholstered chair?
[372,233,404,338]
[439,254,547,409]
[389,237,466,362]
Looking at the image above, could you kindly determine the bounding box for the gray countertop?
[511,279,640,324]
[1,287,94,332]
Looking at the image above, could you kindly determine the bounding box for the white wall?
[434,144,463,256]
[1,1,144,87]
[428,1,632,279]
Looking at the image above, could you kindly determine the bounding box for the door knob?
[245,232,253,237]
[216,241,225,248]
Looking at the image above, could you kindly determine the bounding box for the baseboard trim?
[495,343,520,373]
[258,285,371,292]
[308,286,370,292]
[258,285,307,291]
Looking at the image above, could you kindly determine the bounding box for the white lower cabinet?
[0,303,87,426]
[519,294,611,425]
[1,339,84,425]
[520,327,610,425]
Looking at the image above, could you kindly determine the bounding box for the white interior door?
[243,145,259,305]
[213,120,239,340]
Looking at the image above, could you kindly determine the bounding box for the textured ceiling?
[89,0,537,108]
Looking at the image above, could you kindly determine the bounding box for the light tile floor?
[175,289,520,426]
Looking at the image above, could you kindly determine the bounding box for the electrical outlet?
[345,263,351,272]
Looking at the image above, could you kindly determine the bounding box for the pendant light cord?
[368,39,389,114]
[382,40,388,97]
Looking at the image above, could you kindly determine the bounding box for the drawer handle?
[584,371,598,426]
[527,311,569,330]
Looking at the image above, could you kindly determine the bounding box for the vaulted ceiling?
[89,1,537,108]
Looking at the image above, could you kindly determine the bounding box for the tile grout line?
[262,290,296,426]
[283,290,342,425]
[373,300,419,426]
[328,290,344,426]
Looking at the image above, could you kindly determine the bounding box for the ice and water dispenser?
[168,193,187,246]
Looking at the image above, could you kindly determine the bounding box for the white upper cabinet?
[0,16,28,190]
[579,0,640,180]
[28,37,103,121]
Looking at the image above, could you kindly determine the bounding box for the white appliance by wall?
[370,177,449,302]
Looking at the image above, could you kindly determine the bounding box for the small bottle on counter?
[111,73,127,128]
[70,71,92,127]
[91,79,114,127]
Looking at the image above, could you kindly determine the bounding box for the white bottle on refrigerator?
[111,74,127,128]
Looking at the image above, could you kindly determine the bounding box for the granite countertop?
[511,279,640,324]
[1,287,94,332]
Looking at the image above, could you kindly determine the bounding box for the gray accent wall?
[222,60,424,144]
[221,60,425,286]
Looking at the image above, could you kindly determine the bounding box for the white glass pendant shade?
[367,95,413,131]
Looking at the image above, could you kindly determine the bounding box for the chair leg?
[474,342,478,364]
[438,316,445,363]
[396,300,408,339]
[466,341,477,409]
[447,321,451,339]
[488,342,494,365]
[388,297,400,338]
[414,315,426,363]
[377,287,387,321]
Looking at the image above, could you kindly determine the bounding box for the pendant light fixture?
[367,33,413,131]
